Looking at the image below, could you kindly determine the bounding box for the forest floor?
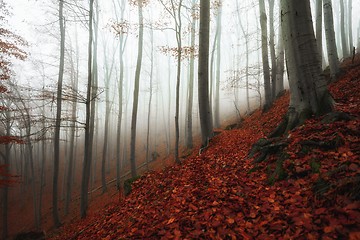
[49,57,360,239]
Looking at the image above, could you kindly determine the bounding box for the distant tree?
[198,0,213,147]
[348,0,353,54]
[315,0,323,64]
[81,0,95,219]
[0,2,27,238]
[130,0,145,177]
[268,0,277,101]
[213,0,222,128]
[53,0,65,227]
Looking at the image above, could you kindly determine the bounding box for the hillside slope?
[50,59,360,239]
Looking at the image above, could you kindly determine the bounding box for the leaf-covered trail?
[51,60,360,239]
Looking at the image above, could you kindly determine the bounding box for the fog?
[1,0,360,236]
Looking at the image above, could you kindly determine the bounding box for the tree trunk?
[348,0,353,54]
[277,0,334,136]
[65,36,78,215]
[185,0,196,149]
[115,0,126,190]
[81,0,94,219]
[340,0,349,58]
[1,110,11,239]
[316,0,323,64]
[53,0,65,227]
[323,0,340,79]
[130,0,144,177]
[198,0,213,147]
[145,26,154,169]
[259,0,272,110]
[214,1,222,128]
[275,16,285,97]
[268,0,277,101]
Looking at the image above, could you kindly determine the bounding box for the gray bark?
[315,0,323,65]
[259,0,272,110]
[185,0,196,149]
[214,1,222,128]
[340,0,349,57]
[280,0,334,133]
[269,0,277,101]
[198,0,213,146]
[81,0,94,219]
[323,0,340,78]
[53,0,65,227]
[348,0,353,54]
[130,0,144,177]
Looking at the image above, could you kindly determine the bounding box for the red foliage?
[50,61,360,239]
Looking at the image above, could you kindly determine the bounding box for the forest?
[0,0,359,239]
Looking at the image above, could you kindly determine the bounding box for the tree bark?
[323,0,340,79]
[185,0,196,149]
[81,0,94,219]
[340,0,349,58]
[259,0,272,110]
[130,0,144,177]
[198,0,213,147]
[278,0,334,135]
[268,0,277,101]
[316,0,323,65]
[53,0,65,227]
[214,1,222,128]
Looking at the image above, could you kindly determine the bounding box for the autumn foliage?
[50,59,359,239]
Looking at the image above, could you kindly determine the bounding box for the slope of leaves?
[51,63,359,239]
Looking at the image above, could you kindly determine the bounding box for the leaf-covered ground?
[50,60,360,239]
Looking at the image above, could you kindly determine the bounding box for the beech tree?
[340,0,349,58]
[81,0,95,218]
[198,0,213,147]
[272,0,334,136]
[130,0,145,177]
[53,0,65,227]
[0,2,27,238]
[259,0,272,110]
[323,0,340,79]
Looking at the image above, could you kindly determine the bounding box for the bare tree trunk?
[268,0,277,101]
[1,110,11,239]
[323,0,340,79]
[259,0,272,111]
[53,0,65,227]
[145,26,154,169]
[275,17,285,97]
[214,1,222,128]
[198,0,213,147]
[114,0,126,190]
[277,0,334,136]
[130,0,144,177]
[348,0,353,54]
[316,0,323,64]
[340,0,349,58]
[185,0,196,149]
[81,0,94,219]
[237,1,250,113]
[65,29,79,215]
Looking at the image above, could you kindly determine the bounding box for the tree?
[268,0,277,100]
[185,0,197,149]
[198,0,213,147]
[130,0,145,177]
[259,0,272,110]
[81,0,95,218]
[111,0,127,190]
[340,0,349,58]
[213,0,222,128]
[52,0,65,227]
[323,0,340,79]
[348,0,353,54]
[315,0,323,64]
[0,2,27,238]
[273,0,334,136]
